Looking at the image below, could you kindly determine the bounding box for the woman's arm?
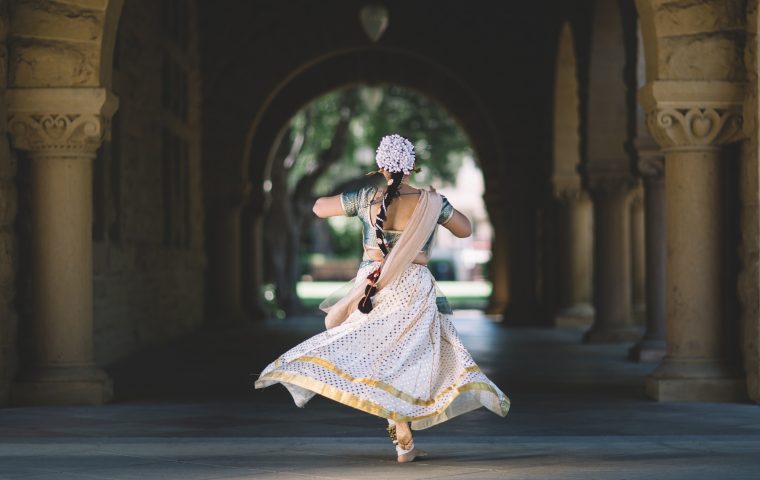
[442,209,472,238]
[312,194,346,218]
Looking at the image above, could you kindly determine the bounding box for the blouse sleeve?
[438,195,455,225]
[340,188,361,217]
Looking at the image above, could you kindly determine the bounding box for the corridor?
[1,315,759,479]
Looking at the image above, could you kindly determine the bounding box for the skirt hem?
[254,369,510,430]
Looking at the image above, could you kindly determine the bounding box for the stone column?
[503,189,547,326]
[484,188,510,315]
[208,185,250,325]
[7,88,117,405]
[628,147,667,362]
[584,175,642,342]
[555,188,594,323]
[640,81,746,401]
[241,205,267,319]
[486,221,510,315]
[630,186,646,322]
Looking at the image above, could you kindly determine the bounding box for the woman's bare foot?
[394,421,428,463]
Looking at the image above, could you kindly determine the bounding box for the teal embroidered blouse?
[340,185,455,258]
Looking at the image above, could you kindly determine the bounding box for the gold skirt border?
[256,369,510,427]
[286,354,483,406]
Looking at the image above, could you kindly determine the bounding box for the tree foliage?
[263,84,473,313]
[288,84,473,197]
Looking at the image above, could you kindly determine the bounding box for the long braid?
[358,171,405,313]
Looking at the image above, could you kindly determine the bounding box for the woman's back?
[368,186,421,232]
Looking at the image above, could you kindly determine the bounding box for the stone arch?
[243,47,502,196]
[551,21,593,322]
[635,0,746,83]
[552,22,582,184]
[8,0,124,88]
[229,46,506,319]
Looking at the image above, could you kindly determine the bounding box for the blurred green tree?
[263,84,472,313]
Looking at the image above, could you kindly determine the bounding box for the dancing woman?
[254,134,510,463]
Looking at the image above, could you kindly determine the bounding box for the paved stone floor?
[1,312,760,479]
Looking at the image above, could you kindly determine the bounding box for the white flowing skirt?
[253,261,510,430]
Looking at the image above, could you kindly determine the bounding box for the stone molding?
[582,163,638,194]
[6,88,118,155]
[638,81,745,151]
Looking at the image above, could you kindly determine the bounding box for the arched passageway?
[0,0,758,413]
[235,50,503,320]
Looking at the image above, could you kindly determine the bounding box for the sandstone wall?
[0,0,16,404]
[90,0,205,365]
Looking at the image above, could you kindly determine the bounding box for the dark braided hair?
[358,170,405,313]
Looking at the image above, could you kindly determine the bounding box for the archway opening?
[256,84,493,318]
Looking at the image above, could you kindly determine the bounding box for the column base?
[555,303,595,327]
[628,337,666,363]
[11,365,113,406]
[646,357,747,402]
[583,324,642,343]
[633,303,646,325]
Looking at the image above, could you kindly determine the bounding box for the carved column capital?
[582,163,638,196]
[552,173,585,203]
[646,106,743,151]
[638,81,745,152]
[6,88,118,157]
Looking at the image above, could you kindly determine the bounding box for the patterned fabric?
[254,261,511,429]
[340,185,455,255]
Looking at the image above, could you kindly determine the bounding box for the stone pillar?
[584,176,642,342]
[555,189,594,323]
[208,186,250,325]
[483,186,510,315]
[503,189,547,326]
[640,81,746,401]
[486,221,510,315]
[7,88,117,405]
[628,147,667,362]
[241,205,267,319]
[630,186,646,323]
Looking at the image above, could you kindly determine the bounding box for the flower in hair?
[375,134,416,174]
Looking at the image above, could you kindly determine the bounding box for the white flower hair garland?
[375,134,416,174]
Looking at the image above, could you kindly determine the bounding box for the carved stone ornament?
[6,88,118,156]
[8,113,109,154]
[646,106,743,151]
[359,3,389,42]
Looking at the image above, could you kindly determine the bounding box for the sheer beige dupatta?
[321,188,443,330]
